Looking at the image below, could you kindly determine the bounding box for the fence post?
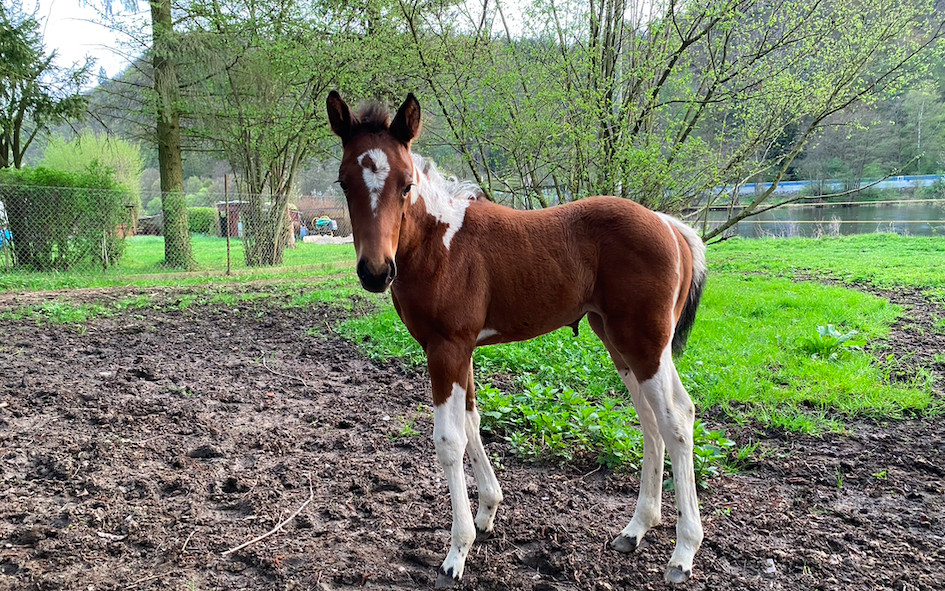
[224,174,231,276]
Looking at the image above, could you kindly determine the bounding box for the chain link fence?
[0,184,352,276]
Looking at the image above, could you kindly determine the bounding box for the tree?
[81,0,196,268]
[181,0,389,265]
[899,82,945,174]
[0,3,89,169]
[396,0,945,238]
[41,131,145,205]
[150,0,195,268]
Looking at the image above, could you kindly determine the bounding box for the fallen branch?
[180,529,196,554]
[221,476,314,557]
[126,572,175,589]
[260,355,308,388]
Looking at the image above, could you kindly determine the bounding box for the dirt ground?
[0,284,942,591]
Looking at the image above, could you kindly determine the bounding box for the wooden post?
[225,174,231,276]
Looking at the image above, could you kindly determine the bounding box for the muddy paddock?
[0,285,942,590]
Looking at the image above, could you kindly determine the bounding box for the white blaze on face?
[357,149,390,214]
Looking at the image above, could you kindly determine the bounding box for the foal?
[326,91,707,587]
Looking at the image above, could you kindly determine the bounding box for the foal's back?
[436,195,691,347]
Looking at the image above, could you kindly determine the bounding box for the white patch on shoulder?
[476,328,498,344]
[358,148,390,214]
[411,154,479,249]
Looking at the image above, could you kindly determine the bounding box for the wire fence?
[0,184,353,276]
[1,185,943,276]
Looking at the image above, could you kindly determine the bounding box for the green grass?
[0,234,356,292]
[711,234,945,303]
[677,274,933,430]
[0,295,154,325]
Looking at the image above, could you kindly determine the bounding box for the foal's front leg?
[463,360,503,540]
[427,343,476,588]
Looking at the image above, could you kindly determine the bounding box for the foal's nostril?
[356,257,396,293]
[356,258,371,283]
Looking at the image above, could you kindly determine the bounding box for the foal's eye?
[338,181,348,194]
[401,184,412,198]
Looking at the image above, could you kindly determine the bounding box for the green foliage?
[916,178,945,199]
[187,207,218,235]
[0,165,133,271]
[797,324,865,360]
[0,4,90,169]
[144,196,163,216]
[40,132,144,207]
[691,422,737,484]
[476,382,735,485]
[185,187,213,208]
[476,382,644,468]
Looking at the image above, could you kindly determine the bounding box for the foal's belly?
[477,305,590,346]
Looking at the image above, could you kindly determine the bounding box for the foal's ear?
[390,93,421,146]
[326,91,356,143]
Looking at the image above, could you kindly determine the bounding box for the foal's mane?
[412,154,481,203]
[354,102,391,134]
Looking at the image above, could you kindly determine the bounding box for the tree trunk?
[151,0,194,269]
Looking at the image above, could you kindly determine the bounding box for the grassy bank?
[711,234,945,303]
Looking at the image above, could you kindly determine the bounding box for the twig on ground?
[260,355,308,388]
[221,475,314,557]
[567,465,601,483]
[126,572,173,589]
[180,529,196,554]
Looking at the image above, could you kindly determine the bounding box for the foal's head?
[326,91,421,293]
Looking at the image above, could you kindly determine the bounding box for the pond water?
[702,200,945,238]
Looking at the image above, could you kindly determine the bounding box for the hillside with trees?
[7,0,945,252]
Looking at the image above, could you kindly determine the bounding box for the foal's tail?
[660,215,707,357]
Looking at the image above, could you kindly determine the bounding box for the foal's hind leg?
[588,314,665,550]
[612,368,666,551]
[636,347,703,583]
[462,359,503,540]
[592,313,703,583]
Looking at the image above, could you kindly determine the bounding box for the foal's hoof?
[474,527,493,543]
[435,567,460,589]
[610,533,641,553]
[664,565,692,584]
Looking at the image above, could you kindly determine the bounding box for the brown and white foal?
[326,91,708,587]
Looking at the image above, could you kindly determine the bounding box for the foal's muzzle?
[356,257,397,293]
